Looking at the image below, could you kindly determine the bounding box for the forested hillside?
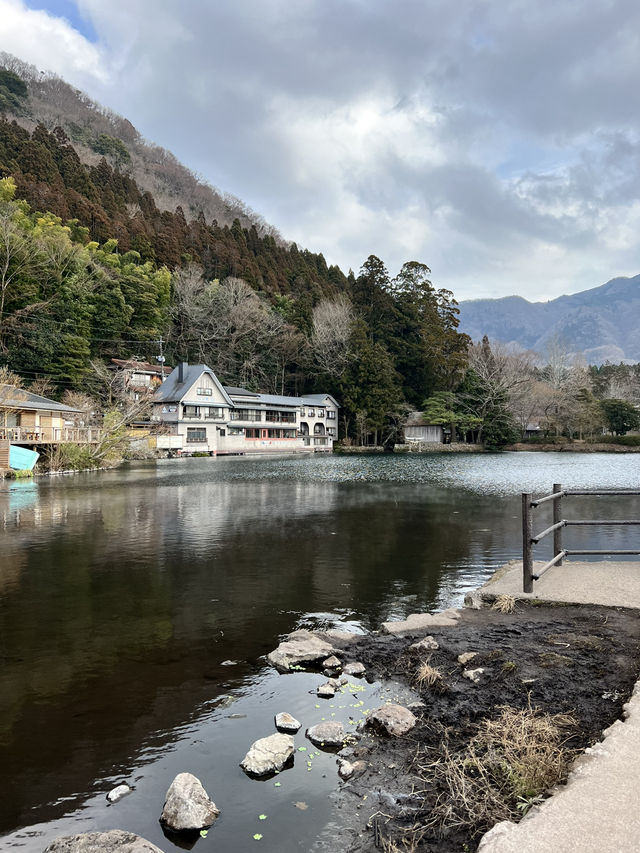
[0,52,275,235]
[0,63,472,443]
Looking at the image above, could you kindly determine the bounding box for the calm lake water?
[1,452,639,852]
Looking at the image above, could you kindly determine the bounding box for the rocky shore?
[41,600,640,853]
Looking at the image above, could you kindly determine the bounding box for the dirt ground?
[329,602,640,853]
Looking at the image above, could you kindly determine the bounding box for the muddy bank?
[322,602,640,852]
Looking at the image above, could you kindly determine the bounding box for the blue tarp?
[9,445,40,470]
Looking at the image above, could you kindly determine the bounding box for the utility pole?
[156,337,166,382]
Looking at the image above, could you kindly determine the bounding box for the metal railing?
[0,426,102,445]
[522,483,640,592]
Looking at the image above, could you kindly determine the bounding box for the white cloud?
[1,0,640,300]
[0,0,107,85]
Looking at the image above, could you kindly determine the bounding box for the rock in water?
[240,733,295,776]
[106,783,131,803]
[343,662,366,676]
[275,712,302,733]
[368,704,417,737]
[160,772,219,832]
[43,830,165,852]
[306,721,346,748]
[267,630,340,671]
[317,682,336,698]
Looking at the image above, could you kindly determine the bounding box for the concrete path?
[470,559,640,609]
[473,559,640,853]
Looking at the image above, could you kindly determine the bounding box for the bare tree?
[170,273,303,391]
[311,295,355,377]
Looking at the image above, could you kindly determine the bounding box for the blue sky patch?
[24,0,97,43]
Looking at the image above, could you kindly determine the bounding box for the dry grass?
[414,705,578,838]
[492,594,517,614]
[414,661,445,689]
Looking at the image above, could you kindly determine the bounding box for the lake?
[1,452,639,851]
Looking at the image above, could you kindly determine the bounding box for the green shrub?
[588,434,640,447]
[44,443,97,471]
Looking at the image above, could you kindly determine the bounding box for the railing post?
[553,483,563,566]
[522,493,533,593]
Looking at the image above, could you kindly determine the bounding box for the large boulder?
[159,772,219,832]
[267,630,341,671]
[306,721,346,748]
[368,704,417,737]
[240,733,295,776]
[43,830,164,853]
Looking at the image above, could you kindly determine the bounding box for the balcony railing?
[0,426,102,445]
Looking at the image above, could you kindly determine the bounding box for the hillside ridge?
[458,274,640,363]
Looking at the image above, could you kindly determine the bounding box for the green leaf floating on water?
[200,830,208,838]
[259,814,267,820]
[253,833,263,840]
[274,782,281,787]
[298,746,307,751]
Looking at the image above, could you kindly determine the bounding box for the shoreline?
[307,599,640,852]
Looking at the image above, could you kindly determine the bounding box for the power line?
[0,326,169,345]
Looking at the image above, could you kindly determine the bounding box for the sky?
[1,0,640,302]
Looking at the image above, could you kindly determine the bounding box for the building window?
[327,411,336,419]
[186,428,207,443]
[228,427,244,436]
[219,429,226,436]
[197,387,213,396]
[308,409,315,416]
[265,409,296,423]
[327,427,336,436]
[230,408,263,421]
[205,406,224,419]
[317,409,325,417]
[245,428,260,438]
[183,405,201,418]
[299,408,306,416]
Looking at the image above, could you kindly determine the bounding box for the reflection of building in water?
[153,363,338,455]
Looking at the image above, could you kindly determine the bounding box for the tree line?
[419,336,640,447]
[0,164,472,444]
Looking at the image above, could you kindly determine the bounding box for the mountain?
[0,51,276,237]
[457,274,640,364]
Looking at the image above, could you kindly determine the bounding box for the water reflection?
[0,452,639,849]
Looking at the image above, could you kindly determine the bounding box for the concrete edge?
[477,678,640,851]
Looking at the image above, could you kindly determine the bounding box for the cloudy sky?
[1,0,640,301]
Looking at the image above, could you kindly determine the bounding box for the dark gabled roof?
[153,364,234,406]
[223,385,259,397]
[0,385,81,413]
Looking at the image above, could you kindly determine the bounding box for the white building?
[152,363,339,455]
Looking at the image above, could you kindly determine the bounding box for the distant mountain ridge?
[457,274,640,364]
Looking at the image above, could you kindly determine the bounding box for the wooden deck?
[0,427,102,445]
